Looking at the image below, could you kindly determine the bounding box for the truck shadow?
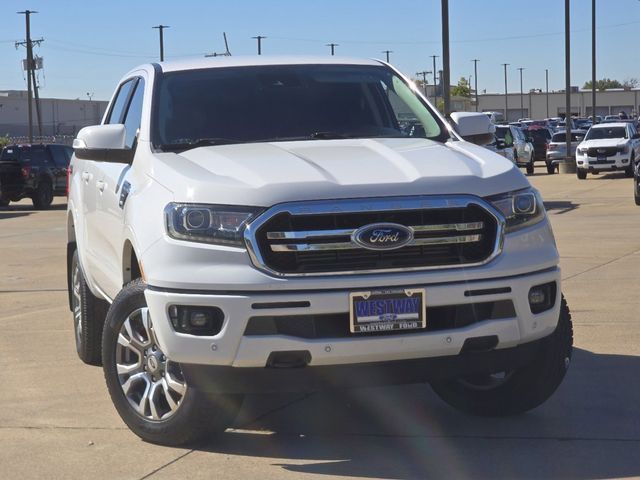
[197,348,640,479]
[544,200,579,214]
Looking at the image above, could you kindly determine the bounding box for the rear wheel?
[634,167,640,205]
[576,168,587,180]
[71,250,108,365]
[430,297,573,416]
[546,162,555,174]
[32,180,53,209]
[102,279,242,446]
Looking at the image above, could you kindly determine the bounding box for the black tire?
[546,162,556,174]
[0,197,9,207]
[626,156,635,178]
[576,168,587,180]
[32,180,53,209]
[71,250,108,366]
[634,170,640,206]
[430,296,573,417]
[526,162,534,175]
[102,279,242,446]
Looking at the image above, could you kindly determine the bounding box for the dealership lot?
[1,170,639,480]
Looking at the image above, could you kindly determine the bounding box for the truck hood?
[149,138,528,206]
[580,138,628,149]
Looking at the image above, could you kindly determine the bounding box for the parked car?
[0,143,73,208]
[67,56,572,446]
[524,127,553,173]
[575,122,640,179]
[495,125,535,174]
[485,134,515,163]
[546,130,587,170]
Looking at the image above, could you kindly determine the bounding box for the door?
[94,77,145,298]
[85,78,138,295]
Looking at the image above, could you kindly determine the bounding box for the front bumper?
[576,153,631,170]
[145,267,561,370]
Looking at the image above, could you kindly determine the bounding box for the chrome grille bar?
[266,222,484,240]
[270,234,483,252]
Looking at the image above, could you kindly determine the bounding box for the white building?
[0,90,108,138]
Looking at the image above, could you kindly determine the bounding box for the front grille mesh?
[254,205,498,274]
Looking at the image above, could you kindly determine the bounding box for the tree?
[583,78,623,90]
[451,77,471,97]
[623,78,639,89]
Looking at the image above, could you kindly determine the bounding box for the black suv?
[0,144,73,208]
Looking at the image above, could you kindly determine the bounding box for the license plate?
[597,155,606,162]
[349,289,426,334]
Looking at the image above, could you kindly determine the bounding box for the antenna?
[205,32,232,58]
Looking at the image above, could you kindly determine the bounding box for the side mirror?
[73,124,133,164]
[633,133,640,139]
[450,112,496,146]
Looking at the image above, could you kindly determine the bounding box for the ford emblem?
[352,223,414,251]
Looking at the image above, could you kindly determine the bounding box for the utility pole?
[430,55,439,106]
[518,67,525,118]
[472,59,479,111]
[17,10,43,143]
[416,71,431,97]
[326,43,338,56]
[382,50,392,63]
[502,63,509,120]
[565,0,572,164]
[152,25,169,61]
[546,69,550,118]
[591,0,597,122]
[252,35,266,55]
[441,0,451,116]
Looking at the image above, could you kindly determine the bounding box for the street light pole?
[416,71,431,98]
[502,63,509,120]
[565,0,572,164]
[518,67,525,118]
[591,0,597,121]
[546,69,550,119]
[152,25,169,61]
[441,0,451,116]
[472,59,479,111]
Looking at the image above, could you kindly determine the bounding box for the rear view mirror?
[73,124,133,164]
[450,112,496,146]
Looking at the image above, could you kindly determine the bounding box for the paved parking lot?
[1,169,639,479]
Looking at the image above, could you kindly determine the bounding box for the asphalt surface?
[1,168,639,479]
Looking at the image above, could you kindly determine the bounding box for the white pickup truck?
[67,56,572,446]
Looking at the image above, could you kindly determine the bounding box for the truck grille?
[586,147,618,157]
[245,196,502,276]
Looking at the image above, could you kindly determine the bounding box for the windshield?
[152,64,447,151]
[585,127,627,140]
[552,132,585,142]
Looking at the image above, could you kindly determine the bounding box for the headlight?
[577,147,587,155]
[618,144,630,154]
[486,187,546,233]
[165,203,264,247]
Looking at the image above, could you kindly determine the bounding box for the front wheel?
[526,162,534,175]
[634,169,640,205]
[576,168,587,180]
[626,156,635,178]
[430,296,573,416]
[102,279,242,446]
[546,162,556,174]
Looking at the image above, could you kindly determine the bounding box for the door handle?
[96,180,106,193]
[81,171,92,183]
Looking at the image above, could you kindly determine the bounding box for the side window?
[106,79,136,124]
[122,79,145,149]
[48,145,70,167]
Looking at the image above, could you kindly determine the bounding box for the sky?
[2,0,640,101]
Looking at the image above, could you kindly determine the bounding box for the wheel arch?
[66,211,77,311]
[122,239,143,286]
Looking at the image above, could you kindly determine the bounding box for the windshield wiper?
[158,137,241,152]
[309,131,351,139]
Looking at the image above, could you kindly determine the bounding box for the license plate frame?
[349,288,426,334]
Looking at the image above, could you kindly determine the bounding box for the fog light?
[168,305,224,336]
[529,288,546,305]
[528,282,557,314]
